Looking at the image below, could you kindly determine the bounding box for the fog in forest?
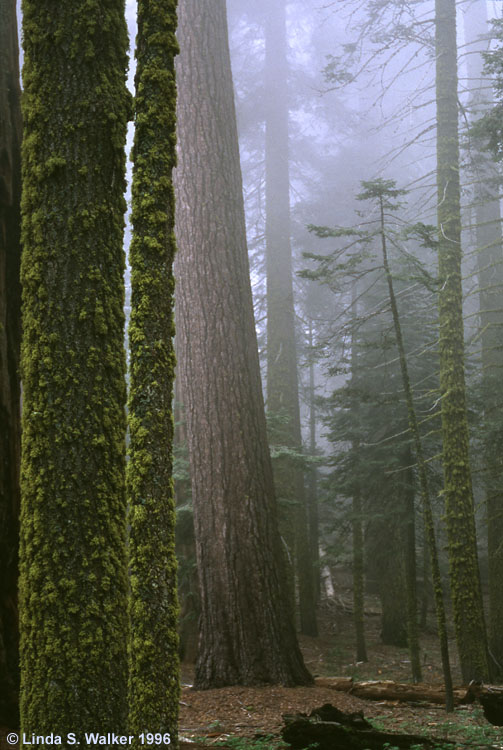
[168,0,503,695]
[5,0,503,742]
[223,0,503,653]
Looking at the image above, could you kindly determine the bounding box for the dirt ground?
[179,590,503,748]
[2,585,501,750]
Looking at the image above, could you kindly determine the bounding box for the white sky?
[125,0,138,94]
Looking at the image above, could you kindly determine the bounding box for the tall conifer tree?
[174,0,312,689]
[19,0,130,735]
[462,2,503,677]
[127,0,180,744]
[264,0,317,638]
[435,0,489,682]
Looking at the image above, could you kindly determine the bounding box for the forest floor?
[179,577,502,750]
[2,576,501,750]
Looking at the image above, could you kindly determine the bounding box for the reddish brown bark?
[174,0,312,688]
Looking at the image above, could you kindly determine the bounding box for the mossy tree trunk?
[435,0,489,683]
[19,0,130,739]
[462,1,503,679]
[174,0,313,689]
[0,0,22,728]
[264,0,318,638]
[127,1,179,746]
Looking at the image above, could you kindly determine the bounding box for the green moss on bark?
[19,0,130,740]
[435,0,489,682]
[127,1,180,747]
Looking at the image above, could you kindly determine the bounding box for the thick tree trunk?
[19,1,130,737]
[127,2,179,745]
[264,0,317,639]
[0,0,22,728]
[462,1,503,679]
[435,0,489,682]
[174,0,312,689]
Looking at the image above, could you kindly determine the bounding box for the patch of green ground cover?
[184,735,287,750]
[371,706,502,748]
[222,736,288,750]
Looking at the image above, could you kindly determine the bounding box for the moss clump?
[19,0,130,739]
[127,1,180,747]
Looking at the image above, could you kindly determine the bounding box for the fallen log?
[281,704,445,750]
[315,677,470,705]
[315,677,354,692]
[465,681,503,725]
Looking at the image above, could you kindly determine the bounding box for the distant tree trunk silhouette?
[19,0,130,734]
[368,489,408,649]
[127,1,179,745]
[0,0,22,727]
[174,0,313,689]
[264,0,317,638]
[435,0,489,682]
[350,287,367,663]
[307,320,320,601]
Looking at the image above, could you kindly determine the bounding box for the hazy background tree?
[462,0,503,678]
[264,0,317,638]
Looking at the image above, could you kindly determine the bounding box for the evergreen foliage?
[471,19,503,161]
[127,0,180,744]
[19,0,130,736]
[303,179,443,675]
